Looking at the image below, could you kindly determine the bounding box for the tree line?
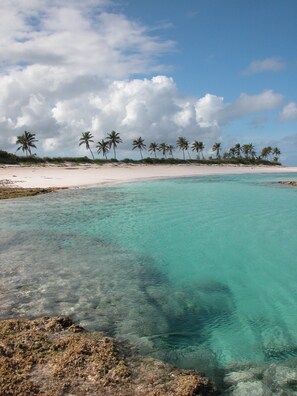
[14,130,281,163]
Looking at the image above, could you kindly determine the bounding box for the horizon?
[0,0,297,164]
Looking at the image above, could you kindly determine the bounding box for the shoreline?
[1,163,297,190]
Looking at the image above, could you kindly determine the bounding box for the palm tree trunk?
[140,149,143,159]
[89,148,95,160]
[113,147,116,159]
[182,150,185,160]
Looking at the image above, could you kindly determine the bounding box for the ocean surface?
[1,172,297,389]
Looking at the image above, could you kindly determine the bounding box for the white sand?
[1,164,297,189]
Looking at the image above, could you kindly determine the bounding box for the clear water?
[1,173,297,379]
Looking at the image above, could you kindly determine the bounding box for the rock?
[224,370,257,386]
[263,364,297,389]
[278,181,297,187]
[0,316,219,395]
[229,380,270,396]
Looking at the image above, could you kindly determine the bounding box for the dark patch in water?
[135,268,235,381]
[264,345,297,362]
[138,262,168,288]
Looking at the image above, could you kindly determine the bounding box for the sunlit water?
[1,173,297,388]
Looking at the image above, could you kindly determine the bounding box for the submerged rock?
[0,316,219,395]
[224,370,258,386]
[263,364,297,390]
[228,380,269,396]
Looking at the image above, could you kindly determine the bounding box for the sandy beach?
[1,163,297,189]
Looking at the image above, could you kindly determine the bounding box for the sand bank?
[1,164,297,189]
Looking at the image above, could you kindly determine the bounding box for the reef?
[0,180,58,199]
[278,181,297,187]
[0,316,219,395]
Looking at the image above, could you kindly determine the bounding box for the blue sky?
[123,0,296,96]
[1,0,297,163]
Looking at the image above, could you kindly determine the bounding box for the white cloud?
[0,0,174,79]
[48,76,221,154]
[0,1,286,158]
[242,57,285,75]
[42,138,59,152]
[279,102,297,122]
[219,90,283,124]
[195,94,224,128]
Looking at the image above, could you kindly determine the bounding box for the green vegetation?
[148,142,159,158]
[16,131,38,156]
[79,131,95,160]
[0,130,283,165]
[212,142,222,159]
[176,136,191,160]
[106,130,122,159]
[132,137,146,159]
[96,139,110,159]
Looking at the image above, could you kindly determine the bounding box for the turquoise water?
[1,173,297,382]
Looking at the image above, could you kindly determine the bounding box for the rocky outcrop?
[0,181,58,199]
[278,181,297,187]
[0,316,219,395]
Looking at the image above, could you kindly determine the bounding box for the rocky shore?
[0,180,58,199]
[0,316,218,395]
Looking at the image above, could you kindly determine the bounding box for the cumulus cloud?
[279,102,297,122]
[0,1,286,158]
[242,57,285,75]
[219,90,283,124]
[50,76,221,154]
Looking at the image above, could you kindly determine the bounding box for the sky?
[1,0,297,164]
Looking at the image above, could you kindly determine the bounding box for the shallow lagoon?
[1,173,297,391]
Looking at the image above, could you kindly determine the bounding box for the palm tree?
[79,131,95,160]
[167,144,175,158]
[96,139,110,159]
[176,137,189,160]
[106,130,122,159]
[234,143,241,158]
[261,146,272,160]
[132,137,146,159]
[148,142,159,158]
[192,140,204,159]
[247,143,256,159]
[159,143,168,158]
[198,141,205,159]
[191,141,200,159]
[212,142,221,159]
[242,144,251,159]
[16,131,38,156]
[229,147,236,158]
[273,147,281,162]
